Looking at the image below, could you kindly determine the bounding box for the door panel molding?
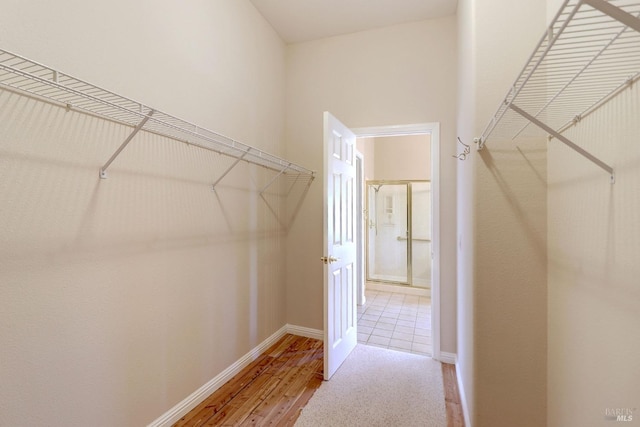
[323,112,358,380]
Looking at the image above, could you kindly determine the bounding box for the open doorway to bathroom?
[352,125,439,358]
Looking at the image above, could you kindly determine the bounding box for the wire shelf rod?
[0,62,148,124]
[513,75,639,92]
[545,43,640,57]
[542,49,637,62]
[518,70,639,85]
[515,14,631,140]
[0,48,315,179]
[525,70,640,84]
[556,71,640,133]
[527,66,640,80]
[479,0,640,154]
[547,39,637,51]
[478,0,583,147]
[544,41,635,54]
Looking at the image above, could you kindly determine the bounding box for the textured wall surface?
[0,1,290,425]
[457,0,548,425]
[547,82,640,427]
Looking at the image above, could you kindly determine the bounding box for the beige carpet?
[295,344,447,427]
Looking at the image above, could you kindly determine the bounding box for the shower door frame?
[365,179,431,287]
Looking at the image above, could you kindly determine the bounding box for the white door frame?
[355,151,365,307]
[351,122,442,361]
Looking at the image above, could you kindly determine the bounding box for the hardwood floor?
[173,334,323,426]
[443,363,465,427]
[174,334,465,426]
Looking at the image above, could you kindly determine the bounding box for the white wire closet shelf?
[0,48,315,183]
[478,0,640,183]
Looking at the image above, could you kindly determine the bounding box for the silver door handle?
[320,256,340,264]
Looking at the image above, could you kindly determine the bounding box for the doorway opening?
[352,123,441,359]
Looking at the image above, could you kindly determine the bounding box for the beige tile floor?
[357,288,432,356]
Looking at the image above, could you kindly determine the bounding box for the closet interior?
[477,0,640,184]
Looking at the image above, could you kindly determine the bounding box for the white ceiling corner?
[249,0,459,44]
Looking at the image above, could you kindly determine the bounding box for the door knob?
[320,256,340,264]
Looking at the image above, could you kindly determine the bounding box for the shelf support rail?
[286,172,302,197]
[100,110,155,179]
[584,0,640,33]
[259,163,290,195]
[211,149,251,191]
[509,104,615,183]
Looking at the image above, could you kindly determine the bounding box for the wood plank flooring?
[443,363,465,427]
[174,334,464,426]
[173,334,323,427]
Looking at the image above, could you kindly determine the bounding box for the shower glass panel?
[411,182,431,288]
[366,183,408,284]
[366,180,431,288]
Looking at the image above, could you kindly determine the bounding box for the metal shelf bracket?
[100,110,155,179]
[211,149,251,191]
[259,164,290,195]
[584,0,640,33]
[509,104,615,183]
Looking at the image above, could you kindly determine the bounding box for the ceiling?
[249,0,459,44]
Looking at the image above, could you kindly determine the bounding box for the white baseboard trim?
[147,325,289,427]
[455,362,472,427]
[147,325,324,427]
[439,351,457,364]
[286,324,323,340]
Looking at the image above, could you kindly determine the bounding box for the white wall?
[547,74,640,427]
[456,0,477,423]
[543,4,640,426]
[457,0,548,425]
[284,16,458,353]
[459,2,640,426]
[373,134,431,181]
[0,1,290,426]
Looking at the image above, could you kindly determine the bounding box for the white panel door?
[323,112,357,380]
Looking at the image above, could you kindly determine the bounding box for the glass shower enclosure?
[365,180,431,288]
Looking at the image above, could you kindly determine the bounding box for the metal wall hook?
[453,137,470,161]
